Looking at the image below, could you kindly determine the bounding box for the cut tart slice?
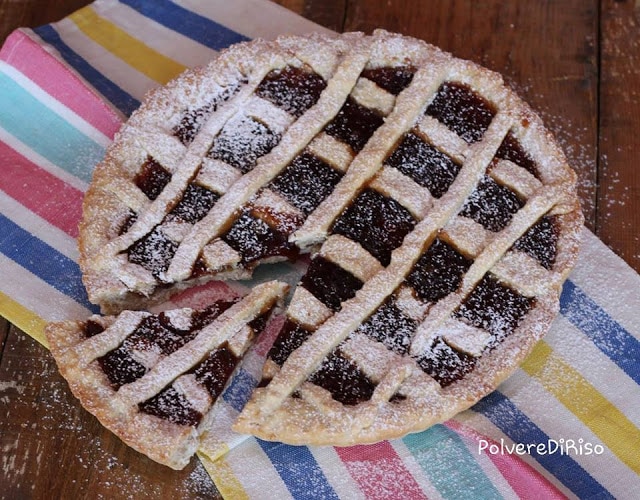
[77,30,583,446]
[45,281,287,469]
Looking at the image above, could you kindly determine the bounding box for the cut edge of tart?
[73,29,583,450]
[45,281,287,469]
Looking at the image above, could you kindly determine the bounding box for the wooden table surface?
[1,0,639,498]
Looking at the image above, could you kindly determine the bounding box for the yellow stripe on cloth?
[69,6,187,84]
[523,341,640,475]
[0,291,48,348]
[197,450,249,500]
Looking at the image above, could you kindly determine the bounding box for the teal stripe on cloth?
[0,70,104,183]
[403,424,502,500]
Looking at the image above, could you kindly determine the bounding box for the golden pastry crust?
[75,30,582,448]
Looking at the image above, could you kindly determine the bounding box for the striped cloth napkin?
[1,1,638,498]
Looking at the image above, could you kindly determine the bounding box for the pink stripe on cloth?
[253,314,285,357]
[0,142,83,237]
[0,30,122,138]
[167,280,240,309]
[336,441,428,499]
[445,420,567,499]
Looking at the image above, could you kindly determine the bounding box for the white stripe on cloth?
[0,126,89,193]
[0,254,93,322]
[89,0,220,69]
[571,229,640,340]
[52,16,158,101]
[176,0,334,40]
[0,192,79,261]
[501,370,635,499]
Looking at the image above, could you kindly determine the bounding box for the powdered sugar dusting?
[2,333,217,497]
[505,77,596,223]
[56,29,586,489]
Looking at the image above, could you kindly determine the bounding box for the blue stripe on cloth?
[0,71,104,183]
[257,440,339,499]
[403,425,502,500]
[32,24,140,116]
[0,214,99,313]
[561,280,640,385]
[473,391,613,499]
[222,368,256,412]
[119,0,249,50]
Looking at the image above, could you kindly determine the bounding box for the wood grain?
[598,0,640,272]
[274,0,346,32]
[0,0,93,42]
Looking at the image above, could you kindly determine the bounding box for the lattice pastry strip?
[45,281,287,469]
[291,57,450,248]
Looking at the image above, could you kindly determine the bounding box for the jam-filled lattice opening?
[331,189,416,267]
[455,274,534,343]
[99,346,148,389]
[385,132,461,199]
[307,349,376,406]
[207,116,281,174]
[118,210,138,236]
[414,337,477,387]
[134,157,172,201]
[495,131,541,179]
[84,319,106,338]
[189,344,239,402]
[255,66,327,118]
[458,175,524,232]
[269,153,343,216]
[222,211,297,265]
[127,227,178,280]
[139,387,202,426]
[512,215,558,269]
[167,183,220,224]
[406,238,473,303]
[267,319,314,367]
[300,256,364,311]
[353,296,417,356]
[324,96,385,152]
[426,81,496,144]
[361,65,416,95]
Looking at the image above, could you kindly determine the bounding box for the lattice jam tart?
[78,30,582,446]
[45,281,286,469]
